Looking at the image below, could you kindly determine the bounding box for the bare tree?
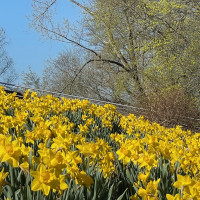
[0,28,17,83]
[42,49,122,101]
[22,66,42,89]
[30,0,140,97]
[30,0,200,106]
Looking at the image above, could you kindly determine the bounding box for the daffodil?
[0,139,21,167]
[75,171,94,187]
[174,174,193,189]
[138,179,160,199]
[166,193,182,200]
[138,171,150,186]
[0,168,8,193]
[30,164,58,196]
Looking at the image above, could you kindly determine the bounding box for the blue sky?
[0,0,81,84]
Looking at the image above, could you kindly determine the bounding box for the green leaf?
[64,179,71,200]
[27,185,32,200]
[28,149,32,171]
[107,183,114,200]
[126,169,134,183]
[15,189,21,200]
[3,185,13,200]
[46,138,51,148]
[91,177,97,200]
[116,188,128,200]
[9,165,15,188]
[17,169,23,183]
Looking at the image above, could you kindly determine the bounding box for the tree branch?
[61,58,126,93]
[40,0,57,18]
[69,0,93,15]
[38,24,100,57]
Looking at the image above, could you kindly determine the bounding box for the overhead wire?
[1,81,200,123]
[0,81,147,113]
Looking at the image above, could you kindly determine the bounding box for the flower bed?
[0,86,199,199]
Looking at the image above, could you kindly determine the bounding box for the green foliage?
[29,0,200,124]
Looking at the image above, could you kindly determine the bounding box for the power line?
[0,81,146,112]
[1,81,200,124]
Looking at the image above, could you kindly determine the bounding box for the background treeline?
[0,28,17,83]
[21,0,200,130]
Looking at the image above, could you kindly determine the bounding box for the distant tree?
[29,0,200,128]
[30,0,200,104]
[0,28,17,83]
[22,67,43,89]
[44,49,134,102]
[23,50,123,102]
